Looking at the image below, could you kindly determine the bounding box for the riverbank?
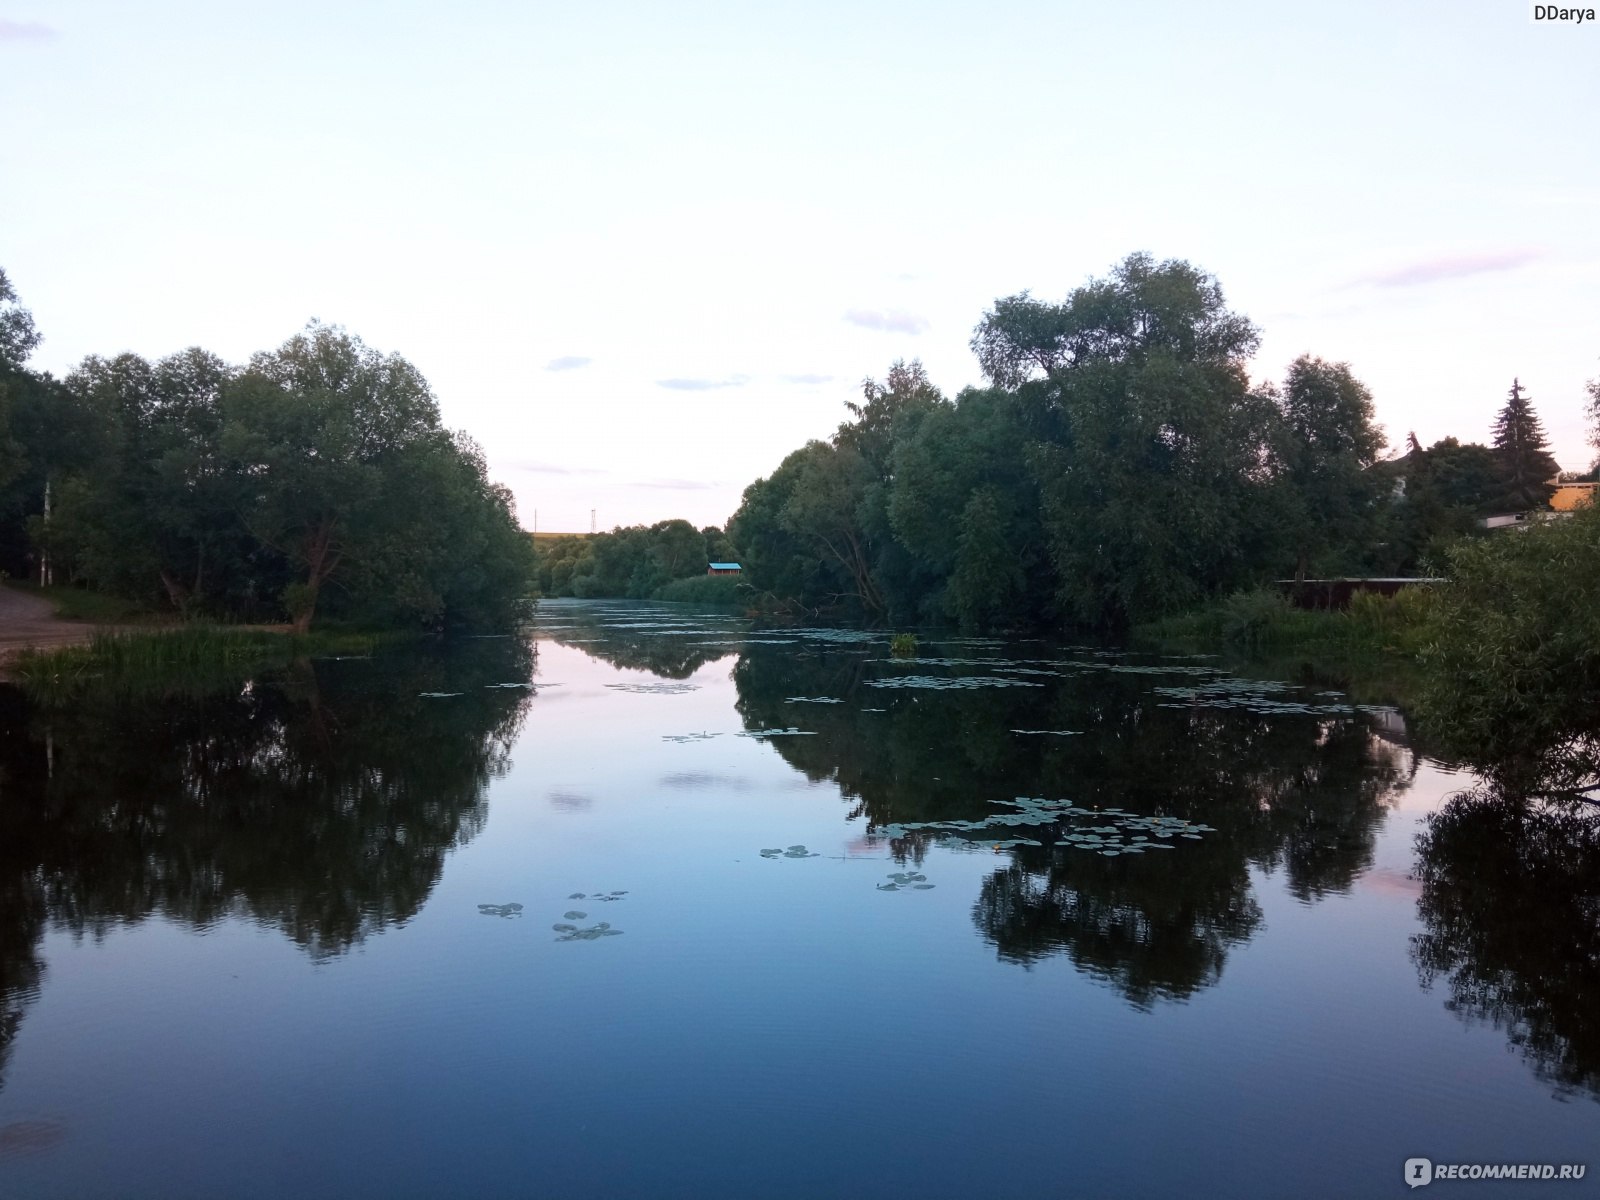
[0,583,105,672]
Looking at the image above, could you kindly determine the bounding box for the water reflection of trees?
[0,639,533,1091]
[734,644,1412,1006]
[536,601,739,678]
[1411,787,1600,1102]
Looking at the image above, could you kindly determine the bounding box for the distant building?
[1549,482,1598,513]
[707,562,742,576]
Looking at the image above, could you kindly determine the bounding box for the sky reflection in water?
[0,601,1595,1199]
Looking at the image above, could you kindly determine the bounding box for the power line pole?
[591,509,596,534]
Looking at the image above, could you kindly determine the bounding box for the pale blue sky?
[3,0,1596,530]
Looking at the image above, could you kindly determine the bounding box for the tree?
[971,253,1278,627]
[1586,368,1599,473]
[887,387,1048,625]
[0,269,40,373]
[1491,378,1560,510]
[1272,355,1386,581]
[948,487,1024,630]
[838,358,944,472]
[223,323,448,631]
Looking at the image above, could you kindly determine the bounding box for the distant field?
[530,531,590,541]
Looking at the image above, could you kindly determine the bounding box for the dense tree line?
[0,271,532,630]
[729,254,1592,631]
[533,520,739,601]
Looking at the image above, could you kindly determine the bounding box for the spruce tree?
[1491,378,1559,510]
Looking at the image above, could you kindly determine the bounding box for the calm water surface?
[0,601,1595,1198]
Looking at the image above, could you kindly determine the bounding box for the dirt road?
[0,585,96,668]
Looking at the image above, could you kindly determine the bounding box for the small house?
[1549,482,1598,513]
[707,562,742,576]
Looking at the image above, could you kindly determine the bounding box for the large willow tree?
[971,253,1280,627]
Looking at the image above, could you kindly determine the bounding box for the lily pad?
[563,910,587,920]
[477,903,524,918]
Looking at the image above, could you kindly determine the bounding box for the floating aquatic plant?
[605,682,699,695]
[760,845,820,859]
[662,731,722,743]
[477,903,523,918]
[877,871,935,891]
[785,696,843,704]
[738,727,817,738]
[863,675,1045,690]
[418,691,463,698]
[553,921,623,941]
[1010,729,1083,736]
[872,795,1217,854]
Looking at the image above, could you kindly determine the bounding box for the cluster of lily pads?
[870,795,1217,855]
[1011,729,1082,736]
[737,727,817,739]
[477,902,523,918]
[1152,677,1394,717]
[785,696,843,704]
[604,681,699,695]
[877,871,935,891]
[553,892,627,940]
[662,731,722,743]
[760,845,820,859]
[864,675,1045,691]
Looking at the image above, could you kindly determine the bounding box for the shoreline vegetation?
[6,254,1600,793]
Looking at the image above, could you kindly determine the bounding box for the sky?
[3,0,1597,531]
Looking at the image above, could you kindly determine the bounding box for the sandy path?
[0,585,97,670]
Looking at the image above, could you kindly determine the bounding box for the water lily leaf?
[568,893,586,900]
[911,883,935,890]
[564,911,587,920]
[552,923,577,932]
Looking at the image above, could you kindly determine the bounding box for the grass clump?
[890,632,918,657]
[10,625,384,700]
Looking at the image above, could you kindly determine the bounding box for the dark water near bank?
[0,601,1595,1198]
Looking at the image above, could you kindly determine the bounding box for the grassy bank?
[1137,587,1434,706]
[9,625,392,700]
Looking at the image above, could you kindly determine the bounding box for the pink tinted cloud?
[0,19,58,41]
[1355,248,1542,288]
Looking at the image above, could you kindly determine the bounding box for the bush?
[1417,505,1600,790]
[653,574,745,605]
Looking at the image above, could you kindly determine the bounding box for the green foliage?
[1416,503,1600,791]
[653,574,744,605]
[11,626,384,699]
[972,254,1279,627]
[543,521,734,600]
[0,306,530,632]
[1271,355,1386,580]
[1142,586,1434,687]
[0,269,40,372]
[889,632,917,657]
[1490,378,1560,511]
